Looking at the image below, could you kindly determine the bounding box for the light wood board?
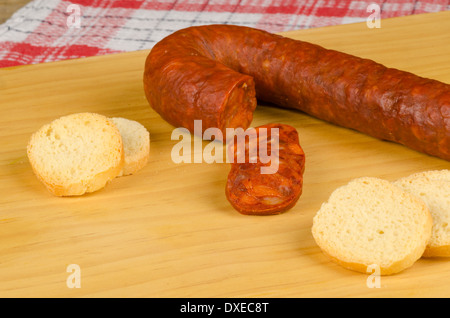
[0,11,449,298]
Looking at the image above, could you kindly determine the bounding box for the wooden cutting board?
[0,11,449,298]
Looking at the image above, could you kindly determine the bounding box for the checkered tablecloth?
[0,0,448,68]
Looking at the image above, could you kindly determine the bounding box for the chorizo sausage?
[143,24,450,161]
[225,123,305,215]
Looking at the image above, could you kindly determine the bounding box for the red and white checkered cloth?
[0,0,448,68]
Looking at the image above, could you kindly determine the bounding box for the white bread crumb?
[394,169,450,257]
[111,117,150,176]
[312,177,432,275]
[27,113,124,196]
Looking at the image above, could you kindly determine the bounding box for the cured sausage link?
[144,24,450,161]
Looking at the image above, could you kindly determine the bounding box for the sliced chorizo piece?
[225,123,305,215]
[144,24,450,161]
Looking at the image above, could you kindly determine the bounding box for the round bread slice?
[110,117,150,176]
[27,113,124,196]
[311,177,432,275]
[394,169,450,257]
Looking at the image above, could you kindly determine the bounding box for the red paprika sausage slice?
[225,123,305,215]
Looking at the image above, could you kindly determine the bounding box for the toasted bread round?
[394,170,450,257]
[110,117,150,176]
[312,177,432,275]
[27,113,124,196]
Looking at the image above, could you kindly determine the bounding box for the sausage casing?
[144,24,450,160]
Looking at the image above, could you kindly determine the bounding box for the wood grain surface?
[0,0,32,24]
[0,11,449,298]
